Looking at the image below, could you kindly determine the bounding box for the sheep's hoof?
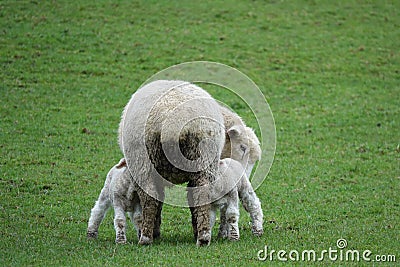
[153,230,161,240]
[196,231,211,247]
[138,235,152,245]
[87,231,98,239]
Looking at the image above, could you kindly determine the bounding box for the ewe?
[119,80,225,246]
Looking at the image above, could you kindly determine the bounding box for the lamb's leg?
[225,190,240,241]
[129,208,142,240]
[217,204,228,239]
[113,203,128,244]
[128,192,142,240]
[87,187,111,239]
[209,204,217,230]
[239,180,264,237]
[187,172,212,247]
[137,186,159,245]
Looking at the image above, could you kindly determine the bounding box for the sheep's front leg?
[87,188,111,239]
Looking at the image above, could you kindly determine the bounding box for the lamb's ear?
[227,125,241,138]
[116,158,126,168]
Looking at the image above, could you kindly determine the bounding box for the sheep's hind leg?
[188,174,212,247]
[152,198,164,240]
[137,187,159,245]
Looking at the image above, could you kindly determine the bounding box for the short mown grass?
[1,0,399,266]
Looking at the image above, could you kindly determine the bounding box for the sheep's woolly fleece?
[119,80,225,246]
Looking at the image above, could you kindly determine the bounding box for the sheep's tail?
[116,158,126,169]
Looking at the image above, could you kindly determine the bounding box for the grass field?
[1,0,399,266]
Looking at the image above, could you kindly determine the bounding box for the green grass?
[1,0,399,266]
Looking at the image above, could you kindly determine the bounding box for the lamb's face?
[222,126,261,178]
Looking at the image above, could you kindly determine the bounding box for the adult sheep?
[119,80,225,246]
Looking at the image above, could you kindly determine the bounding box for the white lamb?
[219,158,263,238]
[209,158,242,241]
[220,106,264,236]
[87,158,142,243]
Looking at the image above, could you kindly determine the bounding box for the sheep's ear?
[227,125,241,138]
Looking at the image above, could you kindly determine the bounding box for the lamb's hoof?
[116,236,127,244]
[228,235,239,241]
[228,224,240,241]
[217,226,228,239]
[228,232,239,241]
[217,232,227,239]
[196,231,211,247]
[252,226,264,237]
[138,235,152,245]
[87,231,98,239]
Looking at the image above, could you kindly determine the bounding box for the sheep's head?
[221,125,261,178]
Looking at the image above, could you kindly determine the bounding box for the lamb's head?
[222,125,261,178]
